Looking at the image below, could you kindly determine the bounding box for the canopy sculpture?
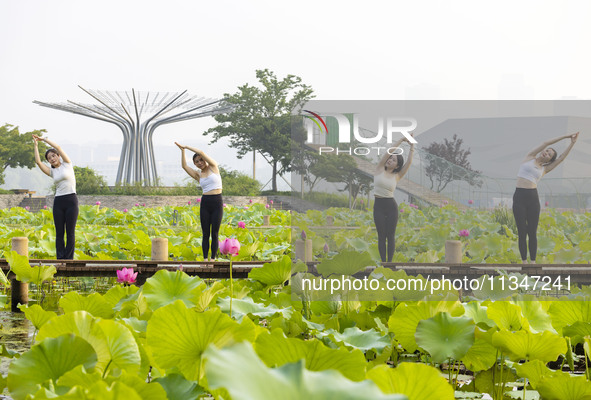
[34,86,234,185]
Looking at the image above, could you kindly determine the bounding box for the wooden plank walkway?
[1,259,590,284]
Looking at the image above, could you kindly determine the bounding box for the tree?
[218,166,261,196]
[0,124,48,185]
[73,166,109,195]
[423,134,483,192]
[309,154,372,209]
[205,69,314,192]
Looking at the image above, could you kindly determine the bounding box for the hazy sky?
[2,0,591,185]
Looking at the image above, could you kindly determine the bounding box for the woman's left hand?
[571,132,579,143]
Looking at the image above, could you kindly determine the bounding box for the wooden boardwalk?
[1,259,589,284]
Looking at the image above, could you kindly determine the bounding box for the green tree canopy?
[205,69,314,192]
[423,134,483,192]
[74,166,109,195]
[0,124,48,185]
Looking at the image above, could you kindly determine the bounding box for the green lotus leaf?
[217,296,293,321]
[548,301,591,335]
[415,312,474,363]
[56,364,102,389]
[105,370,167,400]
[554,248,581,264]
[563,322,591,345]
[486,301,528,331]
[153,373,205,400]
[0,265,8,286]
[512,296,555,334]
[204,341,405,400]
[6,250,56,284]
[460,327,497,372]
[142,269,205,310]
[318,326,390,353]
[96,319,141,376]
[316,250,374,277]
[389,300,464,353]
[0,374,6,393]
[7,334,97,400]
[514,360,555,390]
[537,371,591,400]
[18,304,57,331]
[248,255,292,286]
[36,311,139,375]
[194,280,225,312]
[59,291,114,319]
[113,289,151,319]
[146,300,255,381]
[103,284,140,308]
[463,301,494,328]
[255,329,367,381]
[367,363,454,400]
[492,330,566,362]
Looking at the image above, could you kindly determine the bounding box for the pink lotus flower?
[25,206,30,211]
[545,201,549,207]
[324,243,329,253]
[244,206,248,210]
[196,198,201,203]
[301,230,307,240]
[443,200,449,205]
[265,204,270,209]
[123,208,128,213]
[43,205,48,209]
[188,201,191,205]
[142,203,146,207]
[409,203,418,209]
[117,267,137,285]
[178,264,183,271]
[96,201,101,206]
[249,199,253,204]
[238,221,246,229]
[270,200,274,205]
[400,208,404,213]
[468,200,474,205]
[135,203,140,207]
[219,238,241,256]
[223,203,227,207]
[459,229,470,237]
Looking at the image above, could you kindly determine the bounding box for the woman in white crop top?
[513,132,579,263]
[175,142,223,261]
[33,134,79,260]
[373,136,415,263]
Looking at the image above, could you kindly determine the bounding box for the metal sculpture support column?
[34,87,233,186]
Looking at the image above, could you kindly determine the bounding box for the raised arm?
[525,133,573,160]
[544,132,579,174]
[396,143,415,181]
[183,145,219,173]
[175,142,200,180]
[376,137,406,172]
[37,136,72,164]
[32,135,51,176]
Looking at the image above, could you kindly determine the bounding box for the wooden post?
[151,238,168,261]
[263,215,270,226]
[295,239,313,262]
[445,240,462,263]
[326,216,334,226]
[11,237,29,312]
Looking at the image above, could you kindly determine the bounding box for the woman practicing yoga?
[176,142,223,261]
[513,132,579,263]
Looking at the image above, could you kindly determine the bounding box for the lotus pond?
[1,203,591,399]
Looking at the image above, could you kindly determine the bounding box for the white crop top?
[50,162,77,196]
[517,159,544,183]
[200,172,222,193]
[374,171,397,198]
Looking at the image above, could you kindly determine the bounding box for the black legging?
[373,197,399,262]
[512,188,540,261]
[53,193,79,260]
[200,194,224,260]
